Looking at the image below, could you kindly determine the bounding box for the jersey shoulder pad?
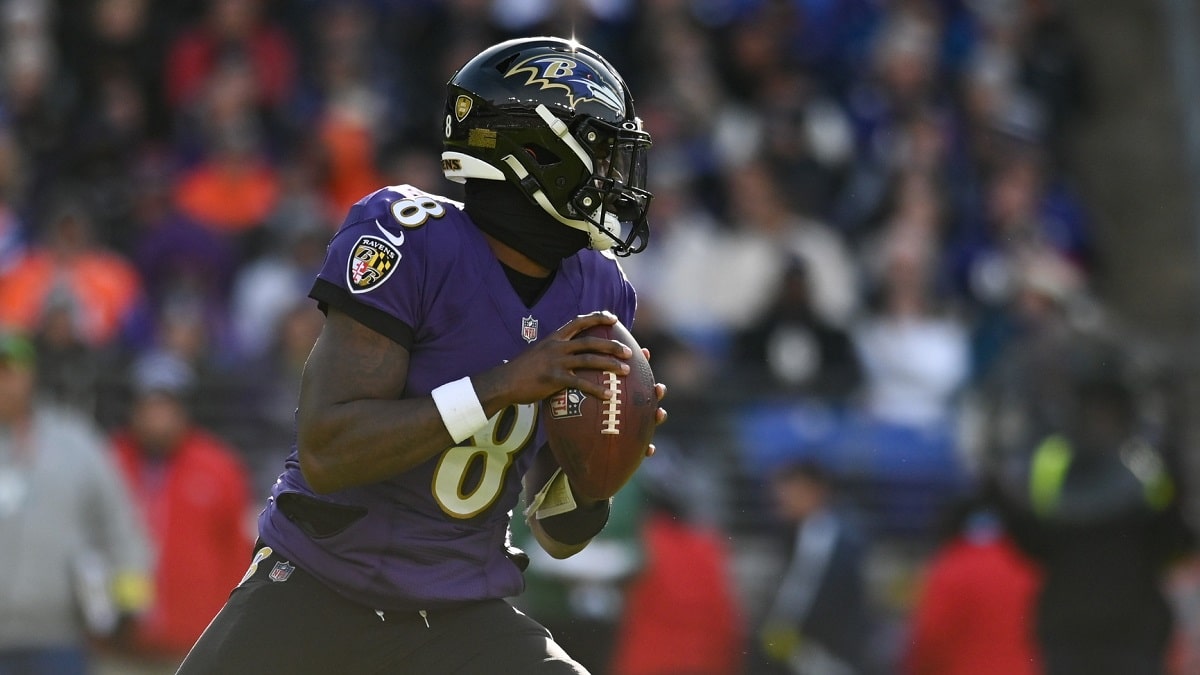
[339,186,475,254]
[344,184,464,230]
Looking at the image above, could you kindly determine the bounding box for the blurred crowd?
[0,0,1198,673]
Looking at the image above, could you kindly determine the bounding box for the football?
[541,320,657,501]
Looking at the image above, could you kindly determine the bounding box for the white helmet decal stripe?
[534,105,594,173]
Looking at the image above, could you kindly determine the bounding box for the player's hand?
[480,311,632,407]
[644,347,667,458]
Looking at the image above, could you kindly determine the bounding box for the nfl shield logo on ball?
[550,388,585,419]
[521,315,539,343]
[269,561,295,582]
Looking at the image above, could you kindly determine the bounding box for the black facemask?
[464,179,590,270]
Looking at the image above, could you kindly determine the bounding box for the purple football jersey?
[257,185,637,611]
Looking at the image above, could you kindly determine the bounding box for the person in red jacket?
[106,352,253,672]
[609,452,745,675]
[903,500,1042,675]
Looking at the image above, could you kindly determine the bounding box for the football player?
[176,36,665,674]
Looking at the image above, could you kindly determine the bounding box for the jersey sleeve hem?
[309,278,415,349]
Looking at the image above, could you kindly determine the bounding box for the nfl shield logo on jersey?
[269,560,295,583]
[521,315,539,343]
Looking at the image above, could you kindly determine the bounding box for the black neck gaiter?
[464,179,590,270]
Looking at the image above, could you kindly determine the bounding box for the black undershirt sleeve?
[524,444,612,546]
[309,278,415,349]
[538,497,611,545]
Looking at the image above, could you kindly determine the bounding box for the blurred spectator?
[129,155,238,343]
[2,3,74,216]
[229,197,329,359]
[299,2,390,215]
[0,331,152,675]
[990,342,1195,675]
[903,498,1042,675]
[614,174,731,347]
[172,65,281,238]
[625,302,720,421]
[0,198,144,347]
[60,67,155,246]
[972,253,1092,458]
[754,68,855,217]
[636,158,857,356]
[787,0,885,94]
[1166,557,1200,675]
[946,149,1092,311]
[31,287,113,415]
[609,451,745,675]
[853,232,969,430]
[834,4,955,233]
[0,127,23,208]
[54,0,169,245]
[163,0,296,114]
[629,2,723,154]
[56,0,168,137]
[725,162,859,329]
[963,0,1089,162]
[236,299,323,491]
[759,460,871,675]
[731,255,862,405]
[105,352,253,671]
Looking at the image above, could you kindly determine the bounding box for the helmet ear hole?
[523,144,561,166]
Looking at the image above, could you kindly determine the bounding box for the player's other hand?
[482,311,633,406]
[644,348,667,458]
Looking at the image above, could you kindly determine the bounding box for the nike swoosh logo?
[374,220,405,248]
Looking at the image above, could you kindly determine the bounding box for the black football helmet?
[442,37,652,255]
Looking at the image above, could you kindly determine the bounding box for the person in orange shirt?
[173,114,280,235]
[105,352,253,673]
[0,202,142,347]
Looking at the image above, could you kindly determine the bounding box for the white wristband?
[431,377,488,443]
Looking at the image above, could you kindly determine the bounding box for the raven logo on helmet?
[503,55,624,114]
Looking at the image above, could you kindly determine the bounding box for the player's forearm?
[297,370,531,493]
[522,448,610,558]
[298,397,458,493]
[296,307,522,493]
[537,496,610,546]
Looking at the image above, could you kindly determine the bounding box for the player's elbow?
[296,419,343,494]
[296,445,338,493]
[545,544,584,560]
[298,451,341,494]
[536,529,589,560]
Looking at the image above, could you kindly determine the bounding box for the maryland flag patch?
[347,235,400,293]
